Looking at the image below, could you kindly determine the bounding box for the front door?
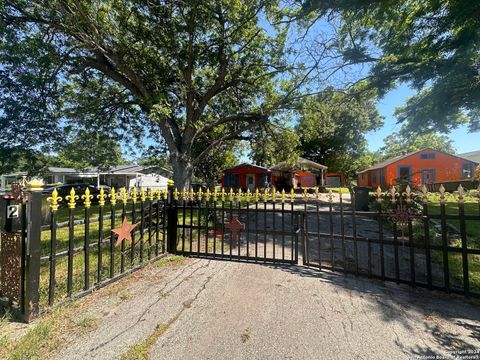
[246,174,255,192]
[422,169,435,185]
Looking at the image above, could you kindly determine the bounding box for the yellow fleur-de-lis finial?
[213,188,218,202]
[281,189,286,203]
[173,187,179,201]
[314,187,319,201]
[439,184,446,204]
[456,184,465,204]
[66,187,79,209]
[402,185,413,203]
[387,186,398,204]
[263,188,269,202]
[254,188,260,202]
[420,185,429,204]
[221,187,226,202]
[272,188,277,203]
[97,187,107,206]
[131,187,138,204]
[375,186,383,203]
[109,187,117,206]
[181,187,187,201]
[148,188,154,201]
[47,188,62,212]
[327,189,334,203]
[303,188,308,201]
[121,187,128,205]
[140,187,146,202]
[189,188,195,201]
[237,188,242,201]
[197,187,203,202]
[156,188,162,201]
[245,188,251,202]
[82,187,94,208]
[228,188,234,202]
[205,188,211,202]
[289,188,295,203]
[162,188,168,200]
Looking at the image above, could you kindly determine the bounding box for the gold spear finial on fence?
[375,186,383,204]
[82,187,94,208]
[254,188,260,202]
[173,187,179,201]
[327,189,334,203]
[228,188,234,202]
[66,187,79,209]
[213,188,218,202]
[290,188,295,203]
[131,187,138,204]
[303,188,308,201]
[262,188,269,202]
[387,186,398,204]
[420,185,429,204]
[281,189,286,203]
[156,188,162,201]
[402,185,413,204]
[197,187,203,202]
[140,187,146,202]
[189,188,195,202]
[162,188,168,200]
[47,188,62,212]
[148,188,154,201]
[439,184,447,204]
[272,188,277,203]
[456,184,465,204]
[205,188,211,202]
[97,187,107,206]
[109,187,117,206]
[221,187,226,202]
[121,187,128,205]
[181,187,187,201]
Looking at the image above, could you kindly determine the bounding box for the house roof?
[459,150,480,164]
[270,157,327,172]
[224,163,271,172]
[357,148,478,174]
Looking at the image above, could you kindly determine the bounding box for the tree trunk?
[170,153,194,190]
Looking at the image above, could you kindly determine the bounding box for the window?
[462,162,473,179]
[420,153,436,160]
[398,166,412,184]
[372,174,377,184]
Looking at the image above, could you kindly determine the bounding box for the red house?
[357,148,478,189]
[221,164,271,191]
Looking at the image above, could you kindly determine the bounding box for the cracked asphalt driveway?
[55,258,480,360]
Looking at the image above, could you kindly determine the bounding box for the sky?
[368,83,479,155]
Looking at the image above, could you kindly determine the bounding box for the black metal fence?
[1,184,479,321]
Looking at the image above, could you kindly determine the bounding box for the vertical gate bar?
[246,201,250,259]
[440,202,450,292]
[182,198,186,254]
[213,199,217,257]
[351,190,358,275]
[198,198,201,255]
[237,200,241,260]
[295,214,299,264]
[291,199,294,262]
[340,193,346,273]
[166,188,178,254]
[263,199,267,263]
[422,203,432,289]
[393,222,399,283]
[67,204,75,296]
[303,197,308,265]
[24,189,42,322]
[221,199,225,257]
[121,201,126,273]
[230,199,233,259]
[255,200,259,261]
[316,198,321,270]
[130,198,136,267]
[20,200,27,314]
[139,196,145,263]
[155,195,160,256]
[189,200,194,256]
[48,207,57,306]
[282,201,285,262]
[329,201,334,271]
[378,201,385,280]
[84,206,90,290]
[162,196,167,254]
[272,199,276,261]
[147,196,152,260]
[110,202,116,277]
[98,202,104,281]
[205,200,209,256]
[408,219,415,287]
[458,200,469,295]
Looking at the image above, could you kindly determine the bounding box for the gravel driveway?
[54,258,480,360]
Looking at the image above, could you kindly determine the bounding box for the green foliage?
[303,0,480,133]
[296,90,382,179]
[1,1,294,187]
[249,125,301,167]
[380,130,456,161]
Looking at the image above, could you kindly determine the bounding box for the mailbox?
[0,194,23,232]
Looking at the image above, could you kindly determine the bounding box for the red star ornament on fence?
[112,218,138,247]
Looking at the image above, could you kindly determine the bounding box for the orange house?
[357,148,478,189]
[221,164,271,191]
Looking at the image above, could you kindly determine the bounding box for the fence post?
[166,181,177,254]
[23,180,42,322]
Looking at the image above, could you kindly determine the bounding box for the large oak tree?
[1,0,300,188]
